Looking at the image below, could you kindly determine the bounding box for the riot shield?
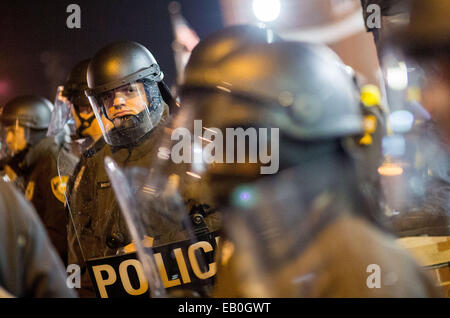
[102,156,220,298]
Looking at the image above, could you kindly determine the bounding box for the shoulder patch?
[4,165,18,182]
[51,176,69,204]
[25,181,35,201]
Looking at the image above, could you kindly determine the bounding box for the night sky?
[0,0,224,105]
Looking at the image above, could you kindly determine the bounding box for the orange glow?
[186,171,202,179]
[378,163,404,176]
[106,59,120,74]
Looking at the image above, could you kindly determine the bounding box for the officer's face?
[5,125,27,153]
[102,82,148,120]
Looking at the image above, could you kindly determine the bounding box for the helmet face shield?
[47,86,76,137]
[87,79,163,146]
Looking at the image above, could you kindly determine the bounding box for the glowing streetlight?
[252,0,281,23]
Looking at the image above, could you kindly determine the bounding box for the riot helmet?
[85,41,174,147]
[48,59,102,140]
[0,95,52,157]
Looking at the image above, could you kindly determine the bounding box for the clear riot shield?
[379,49,450,296]
[103,156,219,298]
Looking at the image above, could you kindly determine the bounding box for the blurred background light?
[252,0,281,22]
[378,162,404,176]
[231,185,258,209]
[386,61,408,91]
[388,110,414,134]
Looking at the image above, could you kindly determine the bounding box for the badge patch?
[25,181,35,201]
[97,181,111,189]
[51,176,69,204]
[4,165,18,182]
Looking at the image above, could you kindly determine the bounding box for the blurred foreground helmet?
[0,95,52,156]
[181,40,362,140]
[186,24,282,68]
[85,41,173,146]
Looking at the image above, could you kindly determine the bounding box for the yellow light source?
[360,84,381,107]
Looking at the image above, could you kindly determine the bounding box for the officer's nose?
[113,93,126,108]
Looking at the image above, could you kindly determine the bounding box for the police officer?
[0,179,76,297]
[0,95,68,263]
[66,41,176,297]
[48,59,103,148]
[47,59,103,210]
[178,36,440,296]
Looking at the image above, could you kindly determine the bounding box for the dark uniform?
[0,180,76,297]
[6,136,68,263]
[0,96,68,264]
[66,41,207,297]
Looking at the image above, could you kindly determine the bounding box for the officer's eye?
[102,92,114,100]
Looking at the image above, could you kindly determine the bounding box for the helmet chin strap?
[74,106,96,136]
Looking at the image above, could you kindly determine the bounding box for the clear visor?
[87,80,163,146]
[47,86,76,137]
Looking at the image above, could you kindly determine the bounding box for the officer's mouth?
[113,110,134,118]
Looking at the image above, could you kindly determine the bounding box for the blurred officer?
[47,59,103,209]
[0,95,68,263]
[178,36,440,297]
[0,179,76,297]
[66,41,176,297]
[48,58,103,148]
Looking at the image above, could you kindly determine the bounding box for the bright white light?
[252,0,280,22]
[388,110,414,134]
[386,62,408,90]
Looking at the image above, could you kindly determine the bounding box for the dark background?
[0,0,224,105]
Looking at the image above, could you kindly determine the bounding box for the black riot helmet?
[48,59,103,139]
[63,59,91,108]
[186,24,282,69]
[1,95,52,129]
[181,40,362,141]
[0,95,52,156]
[85,41,174,147]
